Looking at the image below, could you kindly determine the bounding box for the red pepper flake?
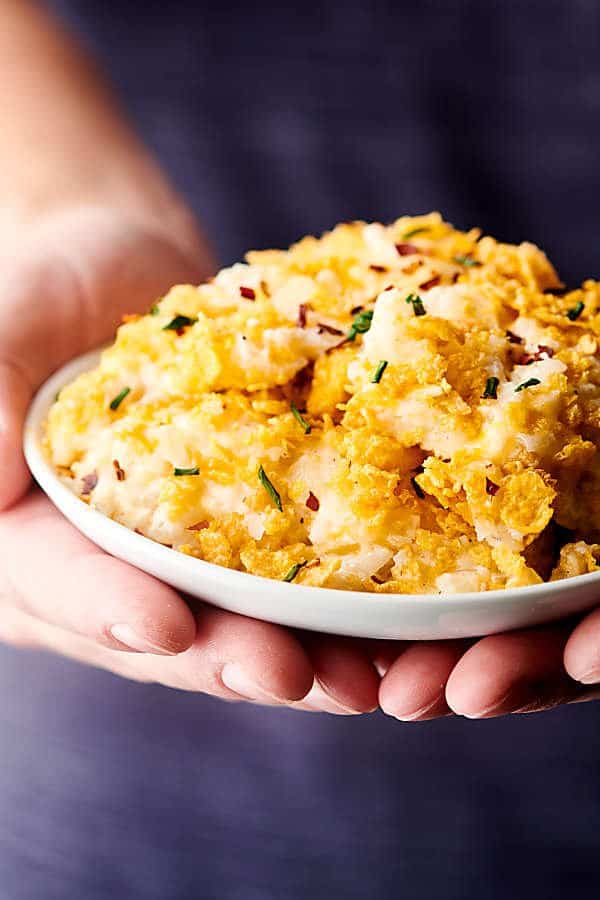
[317,322,344,336]
[419,275,441,291]
[451,272,460,284]
[187,520,210,531]
[369,264,388,272]
[297,303,308,328]
[239,286,256,300]
[486,478,500,496]
[260,280,270,297]
[81,472,98,495]
[383,285,395,292]
[506,330,523,344]
[306,491,320,511]
[112,460,126,482]
[395,242,419,256]
[519,345,555,365]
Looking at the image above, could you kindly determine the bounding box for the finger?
[301,635,380,713]
[0,491,196,655]
[563,606,600,685]
[2,603,315,707]
[152,605,314,703]
[0,210,212,508]
[445,624,576,718]
[379,641,468,721]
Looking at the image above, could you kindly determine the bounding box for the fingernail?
[110,623,178,656]
[572,668,600,685]
[392,694,443,722]
[458,689,518,719]
[221,663,287,703]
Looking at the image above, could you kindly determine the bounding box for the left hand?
[377,614,600,721]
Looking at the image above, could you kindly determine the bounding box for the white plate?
[23,349,600,640]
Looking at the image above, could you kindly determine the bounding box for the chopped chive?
[411,476,425,498]
[403,226,430,239]
[566,300,585,321]
[258,465,282,511]
[163,314,198,332]
[173,466,200,476]
[149,304,160,316]
[453,254,482,267]
[291,403,311,434]
[515,377,541,392]
[347,308,374,341]
[283,560,307,583]
[405,293,426,316]
[109,387,131,411]
[482,376,499,399]
[372,360,388,383]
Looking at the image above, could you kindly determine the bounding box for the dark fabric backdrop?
[0,2,598,898]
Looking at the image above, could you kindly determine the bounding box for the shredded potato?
[45,213,600,592]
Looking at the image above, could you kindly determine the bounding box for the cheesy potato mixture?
[46,214,600,593]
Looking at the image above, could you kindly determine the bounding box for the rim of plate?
[23,347,600,607]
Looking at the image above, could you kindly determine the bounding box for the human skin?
[1,0,598,719]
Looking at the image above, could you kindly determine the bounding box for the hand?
[377,616,600,721]
[0,205,380,714]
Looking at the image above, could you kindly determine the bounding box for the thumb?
[0,208,214,509]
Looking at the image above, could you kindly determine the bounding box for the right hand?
[0,206,380,714]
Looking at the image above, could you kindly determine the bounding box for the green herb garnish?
[453,254,482,267]
[150,304,160,316]
[163,314,198,332]
[109,387,131,411]
[567,300,585,321]
[515,378,541,392]
[403,226,430,239]
[372,360,388,383]
[291,403,311,434]
[405,293,426,316]
[482,376,499,399]
[173,466,200,476]
[258,465,282,511]
[347,308,374,341]
[283,560,307,583]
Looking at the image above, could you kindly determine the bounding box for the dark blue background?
[1,2,599,897]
